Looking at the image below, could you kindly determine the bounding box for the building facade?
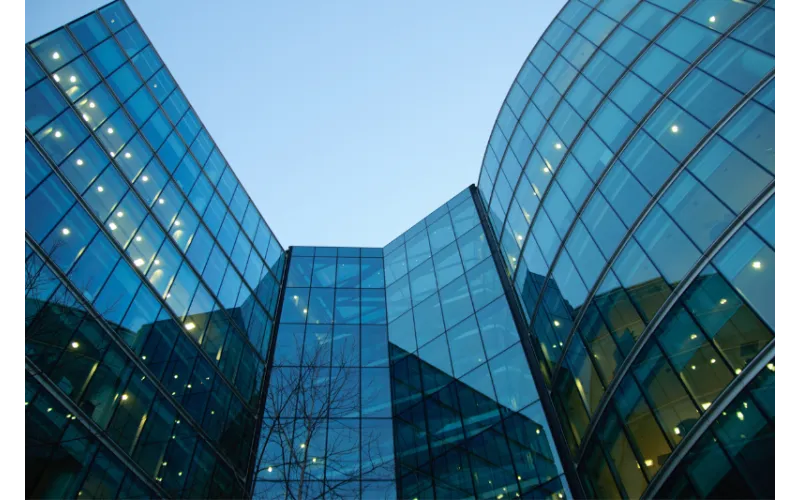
[476,0,774,498]
[25,0,774,499]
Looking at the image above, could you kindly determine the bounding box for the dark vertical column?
[469,184,585,499]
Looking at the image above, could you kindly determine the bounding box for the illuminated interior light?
[673,427,681,435]
[709,15,717,23]
[124,152,132,159]
[710,358,716,364]
[116,211,124,218]
[154,259,161,265]
[174,220,181,226]
[76,159,84,166]
[312,457,317,463]
[185,322,196,331]
[158,198,165,204]
[82,113,90,121]
[735,368,742,375]
[267,467,273,473]
[767,363,775,372]
[553,320,560,327]
[53,74,61,82]
[554,143,562,150]
[719,298,727,305]
[751,260,762,269]
[690,333,698,340]
[166,293,171,298]
[303,308,308,314]
[89,101,96,108]
[542,167,549,173]
[96,185,104,192]
[133,258,145,267]
[54,130,62,138]
[109,150,115,157]
[61,227,71,236]
[108,222,118,230]
[644,459,654,467]
[736,411,744,421]
[47,408,53,412]
[121,394,129,401]
[670,125,680,133]
[52,51,60,59]
[135,235,142,242]
[142,355,147,360]
[701,402,711,410]
[69,75,77,83]
[141,175,149,182]
[300,443,305,448]
[70,341,79,349]
[691,365,696,370]
[535,429,540,434]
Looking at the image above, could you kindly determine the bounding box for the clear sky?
[26,0,566,249]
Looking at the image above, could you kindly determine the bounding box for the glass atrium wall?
[383,188,569,499]
[255,246,395,498]
[25,1,285,497]
[476,0,775,497]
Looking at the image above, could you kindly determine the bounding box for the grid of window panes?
[651,359,774,499]
[256,246,395,499]
[383,188,570,499]
[25,1,285,497]
[475,0,774,497]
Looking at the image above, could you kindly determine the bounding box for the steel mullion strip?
[470,185,585,499]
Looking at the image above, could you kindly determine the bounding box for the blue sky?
[26,0,566,249]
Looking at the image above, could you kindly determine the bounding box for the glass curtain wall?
[476,0,775,497]
[25,1,285,497]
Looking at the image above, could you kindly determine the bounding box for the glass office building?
[25,0,774,499]
[477,0,774,498]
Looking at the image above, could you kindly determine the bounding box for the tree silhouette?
[254,330,394,500]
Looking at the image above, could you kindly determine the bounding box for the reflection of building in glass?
[26,0,774,498]
[478,0,775,497]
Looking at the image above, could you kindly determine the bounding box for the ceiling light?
[710,358,716,364]
[751,261,762,269]
[673,427,681,435]
[52,52,60,59]
[709,15,716,23]
[644,459,654,467]
[670,125,680,133]
[735,368,742,375]
[76,159,84,166]
[133,258,145,267]
[690,334,697,340]
[53,74,61,82]
[158,198,165,204]
[267,467,273,473]
[554,143,562,150]
[174,220,181,226]
[116,211,124,218]
[82,113,90,121]
[107,127,114,134]
[185,322,196,331]
[121,394,129,401]
[70,341,79,348]
[108,222,118,230]
[719,298,727,305]
[54,130,62,138]
[61,227,70,235]
[141,175,149,182]
[691,365,696,370]
[553,320,560,327]
[96,185,104,192]
[701,402,711,410]
[135,235,143,242]
[69,75,77,83]
[89,101,96,108]
[736,411,744,421]
[154,259,161,265]
[767,363,775,372]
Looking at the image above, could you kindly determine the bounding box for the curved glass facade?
[476,0,774,498]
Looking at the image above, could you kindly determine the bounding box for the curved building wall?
[476,0,774,498]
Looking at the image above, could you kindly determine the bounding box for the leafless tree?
[253,330,394,500]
